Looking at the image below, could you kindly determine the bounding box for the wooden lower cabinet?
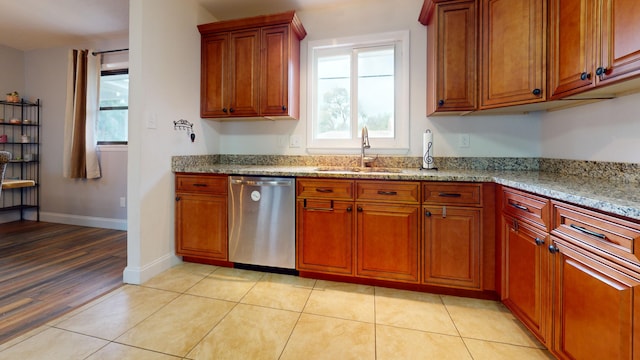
[550,237,640,360]
[501,214,550,345]
[423,205,481,289]
[356,203,420,283]
[175,192,228,260]
[296,199,355,275]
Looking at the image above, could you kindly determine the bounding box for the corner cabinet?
[549,0,640,99]
[198,11,307,120]
[0,99,40,220]
[175,174,228,263]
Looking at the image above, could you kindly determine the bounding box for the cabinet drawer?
[423,182,481,206]
[552,201,640,265]
[502,187,550,230]
[176,174,228,194]
[297,179,354,200]
[356,181,420,204]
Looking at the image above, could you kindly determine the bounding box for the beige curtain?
[63,49,102,179]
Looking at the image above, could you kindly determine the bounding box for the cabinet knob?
[346,207,352,212]
[548,244,559,254]
[222,108,228,113]
[580,72,591,81]
[595,67,607,76]
[534,237,545,246]
[438,99,445,107]
[425,210,432,217]
[281,105,287,111]
[357,207,363,212]
[229,108,235,113]
[532,88,542,96]
[175,196,181,201]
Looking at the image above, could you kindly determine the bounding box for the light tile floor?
[0,263,555,360]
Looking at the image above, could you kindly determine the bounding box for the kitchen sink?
[315,166,404,173]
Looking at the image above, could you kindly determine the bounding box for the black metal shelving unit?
[0,98,41,221]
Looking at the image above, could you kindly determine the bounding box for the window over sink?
[307,31,409,153]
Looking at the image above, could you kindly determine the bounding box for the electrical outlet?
[289,135,301,148]
[459,134,470,148]
[146,113,157,129]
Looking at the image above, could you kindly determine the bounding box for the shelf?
[0,99,40,107]
[0,123,39,126]
[0,204,38,213]
[2,179,36,189]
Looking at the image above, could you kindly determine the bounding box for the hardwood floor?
[0,221,127,344]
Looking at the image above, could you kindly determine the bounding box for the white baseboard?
[40,211,127,230]
[123,253,182,285]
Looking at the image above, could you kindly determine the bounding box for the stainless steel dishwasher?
[228,176,296,270]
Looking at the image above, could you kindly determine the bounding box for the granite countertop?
[172,163,640,221]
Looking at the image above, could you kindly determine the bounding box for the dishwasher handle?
[230,178,293,187]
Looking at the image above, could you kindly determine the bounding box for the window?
[97,69,128,144]
[308,31,409,152]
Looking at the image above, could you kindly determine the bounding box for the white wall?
[0,45,24,97]
[540,92,640,163]
[124,0,217,283]
[217,0,542,158]
[21,42,129,229]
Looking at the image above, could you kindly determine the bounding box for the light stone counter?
[172,162,640,221]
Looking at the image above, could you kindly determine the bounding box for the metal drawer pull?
[570,224,606,239]
[303,199,334,211]
[315,188,334,193]
[231,179,292,187]
[509,202,529,212]
[377,191,398,196]
[438,192,461,197]
[192,183,208,187]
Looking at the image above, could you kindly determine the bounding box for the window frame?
[307,30,410,154]
[97,68,129,146]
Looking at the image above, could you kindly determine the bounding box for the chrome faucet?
[361,126,372,167]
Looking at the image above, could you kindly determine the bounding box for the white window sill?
[98,144,128,152]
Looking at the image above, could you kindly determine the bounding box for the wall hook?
[173,119,195,142]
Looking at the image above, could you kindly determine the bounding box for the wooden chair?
[0,151,11,199]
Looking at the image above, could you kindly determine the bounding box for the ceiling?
[0,0,348,51]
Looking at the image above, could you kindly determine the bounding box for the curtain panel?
[63,49,102,179]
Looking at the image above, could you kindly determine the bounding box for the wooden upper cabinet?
[480,0,547,108]
[549,0,597,98]
[421,0,477,115]
[598,0,640,85]
[198,11,306,119]
[201,34,229,118]
[229,29,260,117]
[549,0,640,99]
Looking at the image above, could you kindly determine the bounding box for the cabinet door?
[260,25,292,117]
[175,193,228,260]
[481,0,546,108]
[598,0,640,84]
[427,0,477,115]
[423,205,481,289]
[296,199,355,275]
[229,29,260,117]
[548,0,596,98]
[357,203,420,283]
[501,215,550,345]
[550,238,639,360]
[201,33,229,118]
